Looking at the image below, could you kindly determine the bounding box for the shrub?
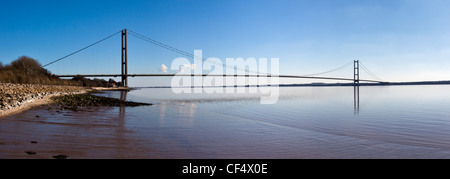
[1,56,118,87]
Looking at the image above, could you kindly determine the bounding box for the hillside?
[0,56,119,87]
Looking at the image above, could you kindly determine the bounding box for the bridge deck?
[55,74,384,83]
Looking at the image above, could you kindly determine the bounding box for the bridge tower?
[121,29,128,87]
[354,60,359,86]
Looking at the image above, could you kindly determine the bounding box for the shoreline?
[0,92,73,119]
[0,83,129,119]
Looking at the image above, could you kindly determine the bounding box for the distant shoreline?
[280,80,450,87]
[136,80,450,88]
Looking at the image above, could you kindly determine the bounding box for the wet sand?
[0,103,164,159]
[0,83,147,159]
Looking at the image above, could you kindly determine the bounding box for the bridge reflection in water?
[354,86,360,115]
[114,86,362,120]
[118,90,128,128]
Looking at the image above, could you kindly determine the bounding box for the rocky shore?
[52,93,152,111]
[0,83,87,118]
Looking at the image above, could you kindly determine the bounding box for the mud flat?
[0,84,153,159]
[52,93,152,111]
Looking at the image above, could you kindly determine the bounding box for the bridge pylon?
[121,29,128,87]
[354,60,359,86]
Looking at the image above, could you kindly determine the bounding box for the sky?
[1,0,450,86]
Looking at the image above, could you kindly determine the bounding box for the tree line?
[0,56,120,87]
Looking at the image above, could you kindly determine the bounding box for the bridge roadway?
[55,74,384,83]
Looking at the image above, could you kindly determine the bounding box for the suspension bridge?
[45,28,386,87]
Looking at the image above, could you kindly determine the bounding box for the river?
[1,85,450,158]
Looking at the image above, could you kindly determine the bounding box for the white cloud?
[159,64,168,73]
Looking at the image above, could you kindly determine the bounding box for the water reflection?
[72,86,450,158]
[9,86,448,159]
[119,90,128,101]
[354,86,360,115]
[156,100,198,126]
[119,90,127,125]
[98,89,197,126]
[158,101,167,125]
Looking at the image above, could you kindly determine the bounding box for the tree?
[11,56,45,76]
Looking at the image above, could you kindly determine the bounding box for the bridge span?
[55,74,385,83]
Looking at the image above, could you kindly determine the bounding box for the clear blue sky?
[1,0,450,86]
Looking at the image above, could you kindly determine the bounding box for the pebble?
[0,83,86,111]
[52,154,68,159]
[25,151,37,155]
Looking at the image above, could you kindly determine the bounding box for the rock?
[25,151,37,155]
[52,94,152,111]
[0,83,86,112]
[52,154,68,159]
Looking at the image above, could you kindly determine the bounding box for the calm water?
[97,85,450,158]
[2,85,450,158]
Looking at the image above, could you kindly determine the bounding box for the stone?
[52,154,68,159]
[25,151,37,155]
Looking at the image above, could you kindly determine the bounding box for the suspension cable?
[128,29,356,78]
[359,62,383,81]
[42,30,122,68]
[300,61,353,77]
[128,29,266,75]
